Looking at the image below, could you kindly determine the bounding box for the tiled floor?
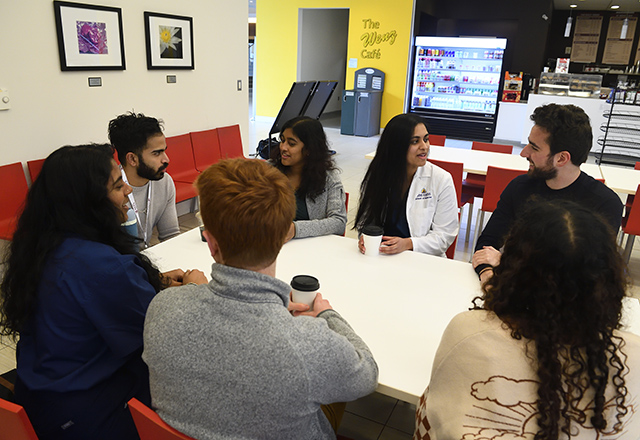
[2,113,640,439]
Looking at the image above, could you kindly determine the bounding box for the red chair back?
[190,129,221,172]
[428,159,463,208]
[26,159,46,183]
[0,163,29,240]
[217,124,244,159]
[623,184,640,235]
[428,159,462,259]
[428,134,446,146]
[0,397,39,440]
[113,148,121,165]
[481,166,527,213]
[471,141,513,155]
[165,134,200,185]
[463,142,514,193]
[128,398,196,440]
[444,213,460,260]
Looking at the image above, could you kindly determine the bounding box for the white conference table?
[144,229,640,404]
[600,164,640,195]
[365,146,603,180]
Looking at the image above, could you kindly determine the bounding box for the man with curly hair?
[472,103,622,284]
[108,112,180,248]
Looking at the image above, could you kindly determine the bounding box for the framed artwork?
[144,12,195,70]
[53,1,125,71]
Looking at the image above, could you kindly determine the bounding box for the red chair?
[622,183,640,261]
[428,134,446,147]
[165,134,199,203]
[173,182,198,204]
[190,129,222,172]
[165,134,199,184]
[472,166,527,250]
[462,142,513,193]
[428,159,465,259]
[0,162,29,240]
[462,142,514,243]
[623,162,640,221]
[26,159,45,183]
[217,124,244,159]
[0,397,39,440]
[128,398,196,440]
[428,159,463,208]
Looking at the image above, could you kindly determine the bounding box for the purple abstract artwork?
[76,21,108,54]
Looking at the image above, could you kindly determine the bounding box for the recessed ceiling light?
[611,5,620,9]
[570,4,577,7]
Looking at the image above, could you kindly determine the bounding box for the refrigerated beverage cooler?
[410,36,507,142]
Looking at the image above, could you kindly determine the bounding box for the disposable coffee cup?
[361,225,383,256]
[290,275,320,310]
[122,208,138,238]
[195,211,206,242]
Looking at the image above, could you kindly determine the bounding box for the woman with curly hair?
[0,144,206,440]
[414,199,640,439]
[272,116,347,240]
[355,113,458,256]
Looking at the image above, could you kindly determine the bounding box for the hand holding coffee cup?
[290,275,320,310]
[360,225,384,256]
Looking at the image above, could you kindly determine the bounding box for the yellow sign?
[361,19,397,59]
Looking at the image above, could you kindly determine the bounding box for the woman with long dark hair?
[272,116,347,240]
[414,200,640,439]
[355,113,458,256]
[0,144,205,440]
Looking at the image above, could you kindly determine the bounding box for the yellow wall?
[256,0,414,127]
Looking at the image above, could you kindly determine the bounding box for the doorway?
[297,8,349,129]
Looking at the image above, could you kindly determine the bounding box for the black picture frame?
[53,1,126,71]
[144,11,195,70]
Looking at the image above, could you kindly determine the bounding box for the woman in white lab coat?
[354,113,458,256]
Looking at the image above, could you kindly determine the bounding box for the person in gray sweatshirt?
[142,158,379,440]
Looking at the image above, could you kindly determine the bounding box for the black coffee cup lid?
[291,275,320,292]
[361,225,383,236]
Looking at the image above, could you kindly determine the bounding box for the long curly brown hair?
[474,199,629,439]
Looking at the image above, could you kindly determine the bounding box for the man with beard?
[472,104,622,283]
[108,112,180,248]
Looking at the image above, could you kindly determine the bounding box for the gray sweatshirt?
[143,263,378,439]
[130,173,180,246]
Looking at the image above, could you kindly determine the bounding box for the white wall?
[297,8,349,113]
[0,0,248,166]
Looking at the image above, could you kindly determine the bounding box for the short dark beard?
[528,155,557,180]
[137,156,167,181]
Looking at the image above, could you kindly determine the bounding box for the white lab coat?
[406,162,459,256]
